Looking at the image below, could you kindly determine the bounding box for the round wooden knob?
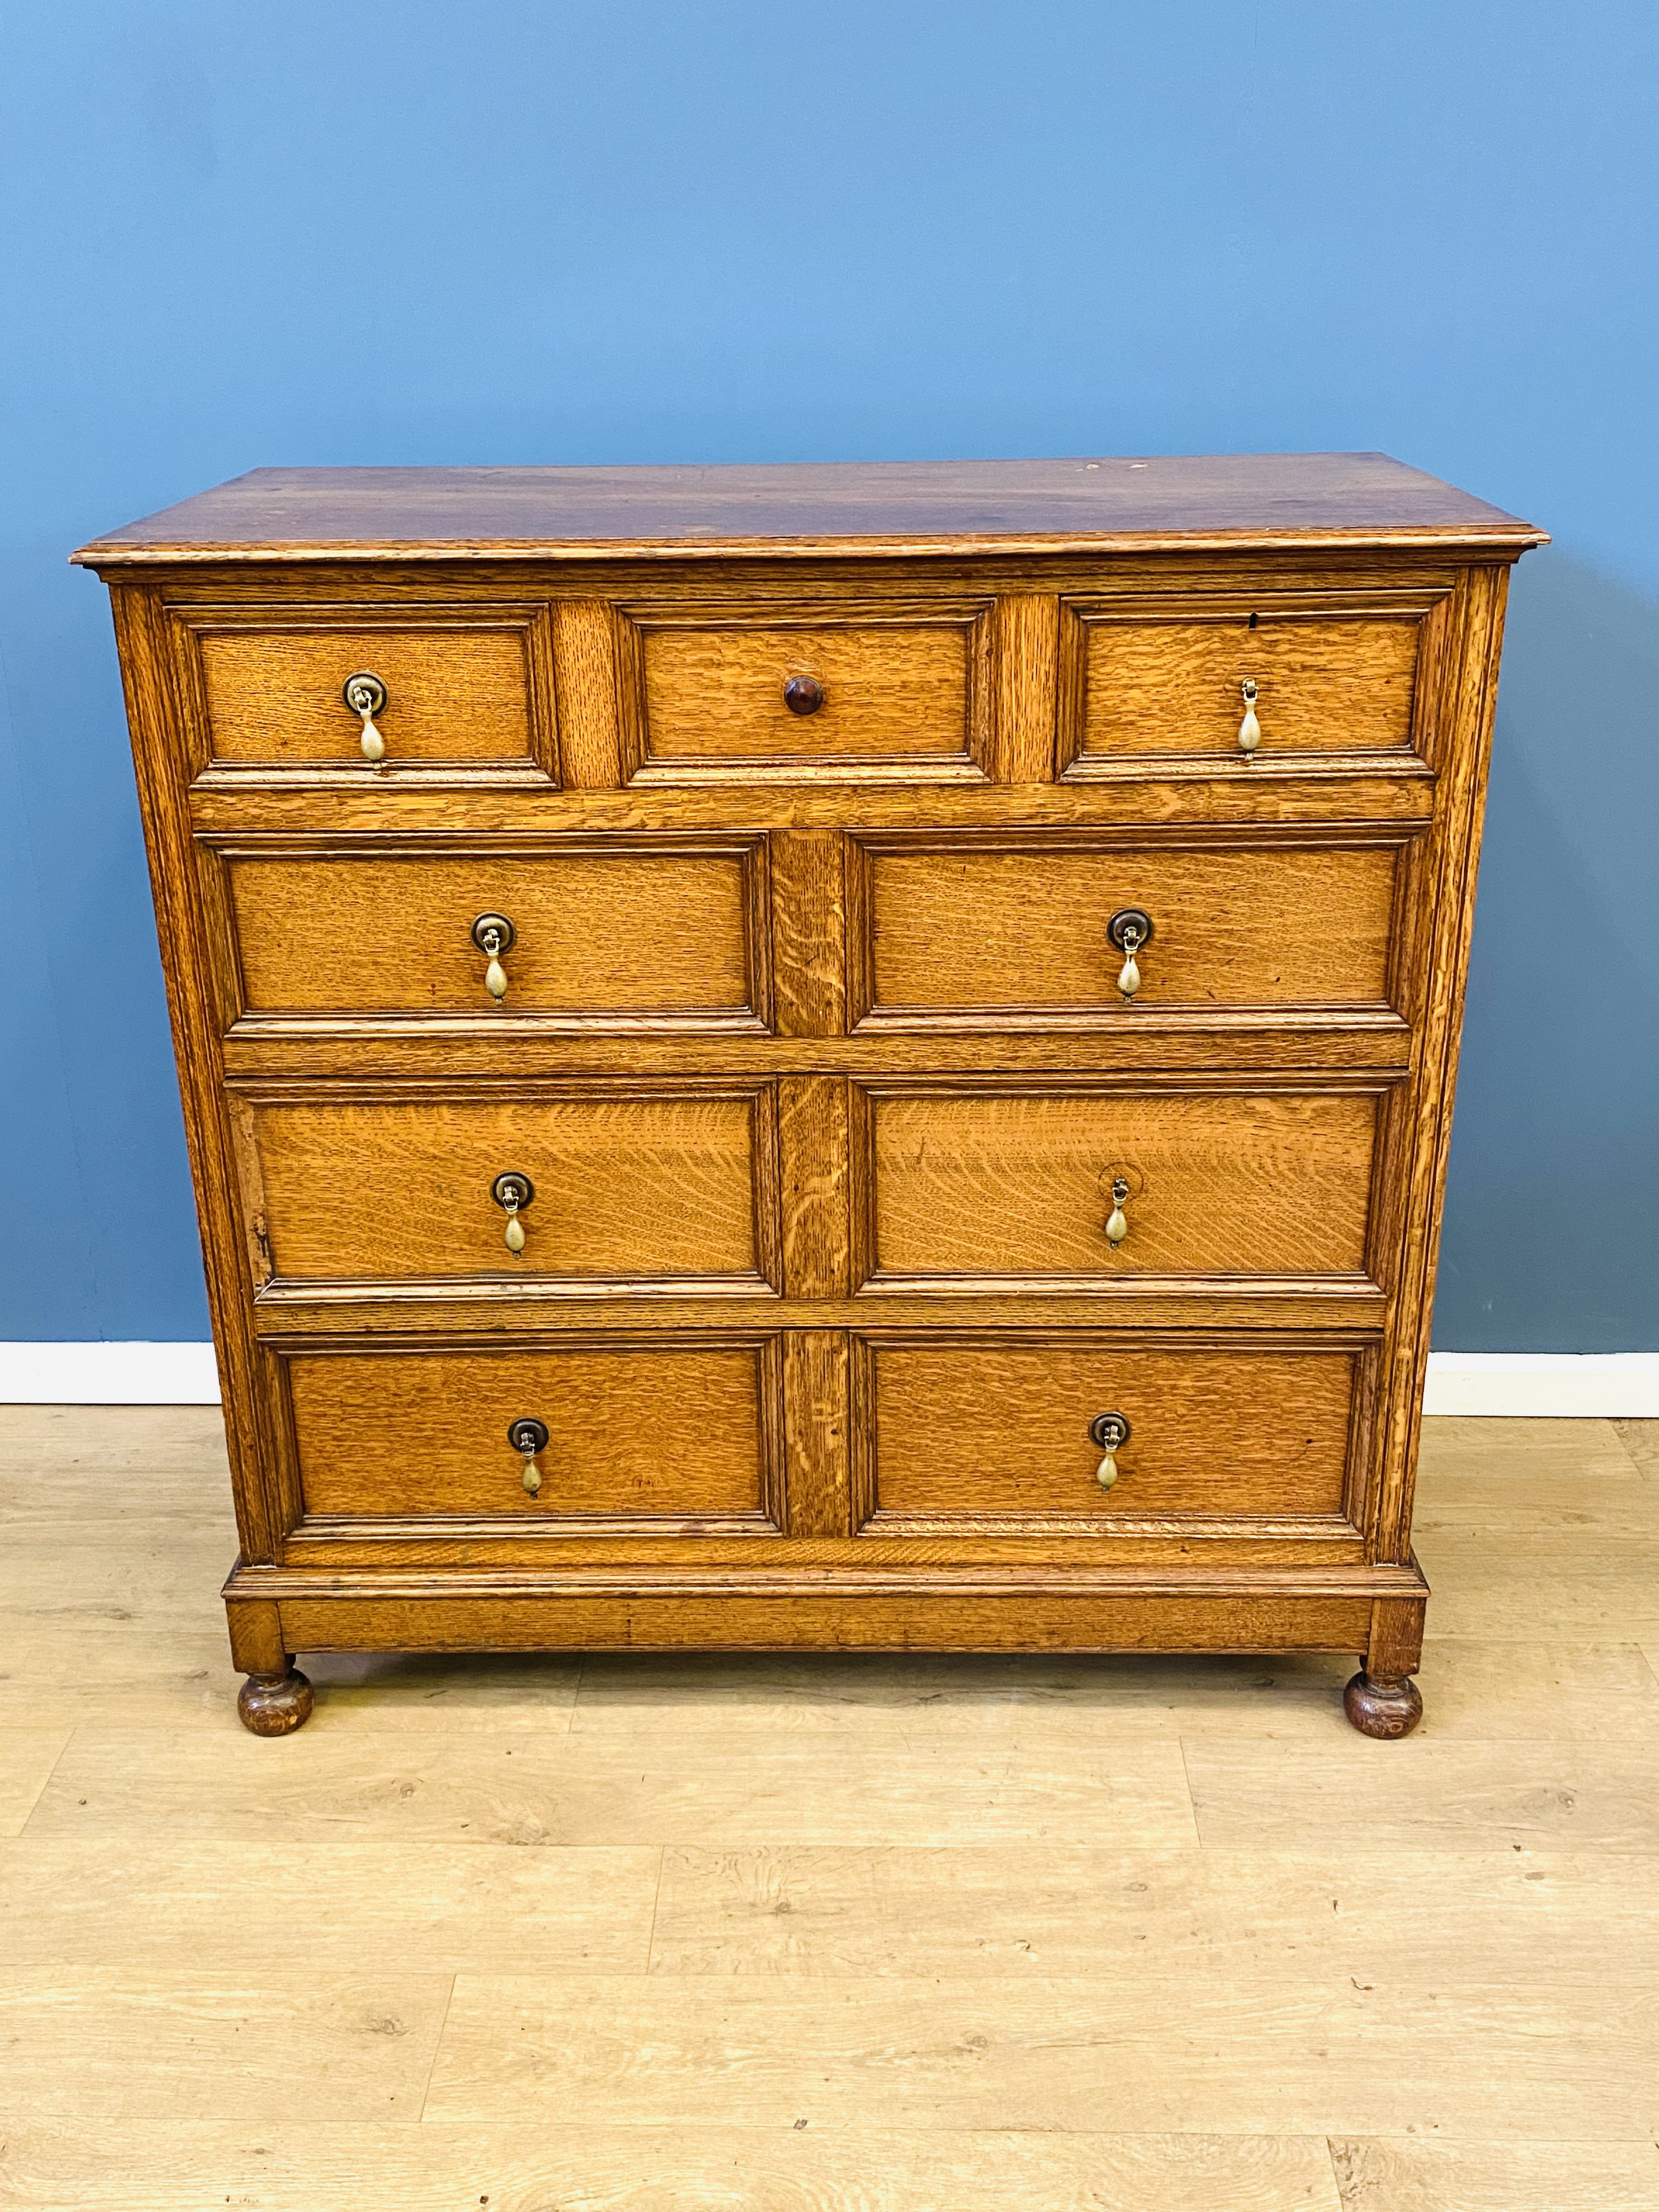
[783,675,825,716]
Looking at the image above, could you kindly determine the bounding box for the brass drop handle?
[492,1170,534,1253]
[1238,678,1261,756]
[1090,1411,1131,1490]
[508,1416,549,1496]
[1105,1176,1131,1247]
[783,674,825,715]
[1105,908,1153,1001]
[471,912,516,1003]
[342,671,388,763]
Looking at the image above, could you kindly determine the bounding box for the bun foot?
[1344,1670,1423,1739]
[238,1668,314,1736]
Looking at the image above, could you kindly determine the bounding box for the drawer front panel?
[246,1092,772,1286]
[869,1088,1376,1283]
[288,1344,772,1521]
[1070,612,1420,761]
[227,847,758,1023]
[862,840,1398,1017]
[866,1341,1355,1524]
[629,606,984,774]
[193,617,541,766]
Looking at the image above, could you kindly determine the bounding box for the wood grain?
[0,1730,70,1836]
[862,839,1400,1016]
[226,845,755,1019]
[424,1973,1659,2134]
[1073,613,1420,760]
[248,1090,768,1284]
[191,616,538,765]
[1329,2137,1659,2212]
[0,1969,451,2120]
[72,453,1544,563]
[285,1342,774,1521]
[866,1341,1356,1522]
[634,607,980,766]
[868,1086,1377,1282]
[0,2123,1350,2212]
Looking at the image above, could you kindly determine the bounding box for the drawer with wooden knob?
[851,833,1403,1025]
[617,599,990,780]
[1059,601,1429,768]
[284,1340,781,1527]
[177,606,554,773]
[217,840,767,1030]
[861,1082,1380,1289]
[857,1338,1359,1533]
[231,1085,781,1291]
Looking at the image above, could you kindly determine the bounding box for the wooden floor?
[2,1412,1657,2209]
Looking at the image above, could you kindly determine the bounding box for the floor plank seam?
[415,1972,457,2125]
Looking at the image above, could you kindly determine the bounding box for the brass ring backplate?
[1105,907,1154,952]
[492,1171,534,1211]
[1089,1411,1131,1451]
[507,1417,550,1457]
[471,912,517,954]
[342,670,387,716]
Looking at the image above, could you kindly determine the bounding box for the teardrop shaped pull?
[1105,1176,1130,1246]
[359,716,385,763]
[1117,951,1140,998]
[522,1460,541,1494]
[1238,678,1261,755]
[343,673,389,765]
[484,956,507,1001]
[504,1210,526,1253]
[1096,1452,1118,1488]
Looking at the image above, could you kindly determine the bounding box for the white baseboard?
[1420,1352,1659,1417]
[0,1343,1655,1415]
[0,1342,222,1404]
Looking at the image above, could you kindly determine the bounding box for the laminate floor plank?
[0,2121,1346,2212]
[425,1973,1659,2137]
[0,1729,71,1837]
[647,1843,1659,1982]
[0,1403,229,1479]
[24,1725,1201,1849]
[0,1968,452,2121]
[0,1835,659,1973]
[1329,2135,1659,2211]
[1409,1530,1659,1638]
[1612,1418,1659,1477]
[1186,1736,1659,1851]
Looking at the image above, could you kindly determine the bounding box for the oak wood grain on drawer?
[241,1088,777,1289]
[287,1342,775,1523]
[863,1340,1356,1527]
[857,837,1399,1020]
[224,844,761,1026]
[623,602,988,778]
[186,612,549,768]
[1064,608,1421,764]
[866,1086,1377,1286]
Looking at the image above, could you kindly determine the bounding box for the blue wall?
[2,2,1654,1348]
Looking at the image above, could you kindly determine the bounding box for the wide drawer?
[238,1087,777,1289]
[862,1339,1357,1528]
[223,843,762,1025]
[286,1342,776,1523]
[865,1085,1377,1285]
[857,836,1400,1019]
[624,601,986,777]
[1064,606,1421,764]
[184,608,548,769]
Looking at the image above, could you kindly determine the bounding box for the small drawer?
[182,608,550,771]
[621,601,988,780]
[286,1342,776,1524]
[1064,607,1422,765]
[237,1087,777,1290]
[857,836,1400,1021]
[866,1086,1377,1286]
[863,1339,1357,1528]
[222,842,764,1028]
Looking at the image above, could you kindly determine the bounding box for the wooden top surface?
[72,453,1545,565]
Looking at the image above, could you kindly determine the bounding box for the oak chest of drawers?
[76,455,1543,1735]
